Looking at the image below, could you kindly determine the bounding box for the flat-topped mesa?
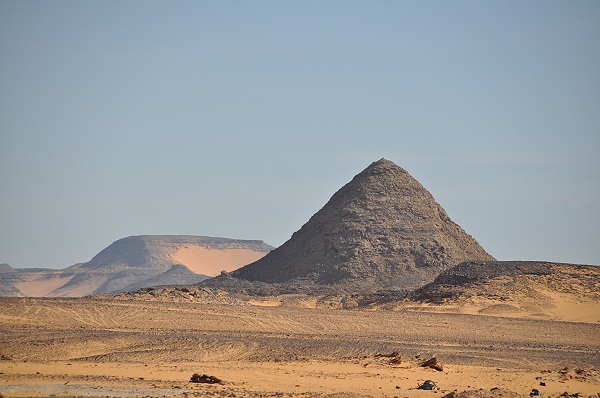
[232,159,494,292]
[0,235,274,297]
[81,235,273,272]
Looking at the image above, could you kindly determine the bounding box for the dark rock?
[417,380,437,390]
[444,388,521,398]
[375,351,400,358]
[530,389,541,397]
[375,351,401,365]
[420,356,444,371]
[190,373,222,384]
[390,356,402,365]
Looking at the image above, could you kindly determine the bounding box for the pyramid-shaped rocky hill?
[230,159,494,293]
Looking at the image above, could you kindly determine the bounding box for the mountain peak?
[231,159,494,292]
[0,263,15,273]
[368,157,398,167]
[359,158,407,175]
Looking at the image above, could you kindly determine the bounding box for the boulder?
[421,356,444,371]
[417,380,437,390]
[190,373,222,384]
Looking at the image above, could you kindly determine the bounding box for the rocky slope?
[226,159,494,293]
[408,261,600,302]
[0,264,21,296]
[123,261,600,322]
[0,263,14,273]
[402,261,600,321]
[1,236,273,297]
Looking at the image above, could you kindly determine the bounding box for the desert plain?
[1,160,598,398]
[0,297,599,398]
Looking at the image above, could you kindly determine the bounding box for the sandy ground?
[395,290,600,324]
[171,246,268,276]
[239,288,600,324]
[13,275,74,297]
[0,297,599,397]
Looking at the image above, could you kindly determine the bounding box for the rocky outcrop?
[229,159,494,293]
[0,263,15,273]
[0,264,21,296]
[408,260,600,304]
[119,264,209,293]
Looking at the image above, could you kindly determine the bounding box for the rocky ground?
[108,260,600,324]
[408,262,600,303]
[395,262,600,322]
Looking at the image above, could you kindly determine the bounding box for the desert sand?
[1,297,599,397]
[13,274,73,297]
[172,246,268,276]
[395,289,600,324]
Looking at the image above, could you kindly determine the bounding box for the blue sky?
[1,1,599,268]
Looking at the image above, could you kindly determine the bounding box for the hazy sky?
[1,1,599,269]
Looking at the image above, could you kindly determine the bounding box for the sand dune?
[172,246,268,276]
[13,274,74,297]
[399,294,600,324]
[460,289,600,323]
[544,290,600,323]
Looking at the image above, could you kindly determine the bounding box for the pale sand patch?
[14,275,74,297]
[171,245,268,276]
[248,299,282,307]
[45,274,111,298]
[460,292,600,323]
[542,290,600,323]
[404,293,600,324]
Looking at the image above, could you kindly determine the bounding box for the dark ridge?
[408,260,600,304]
